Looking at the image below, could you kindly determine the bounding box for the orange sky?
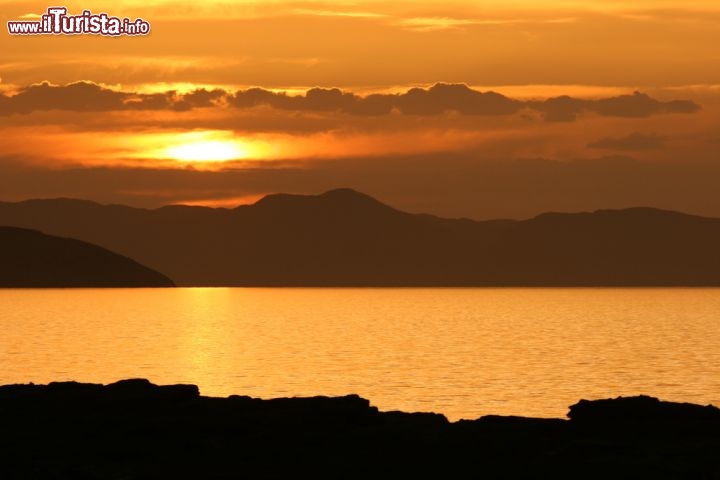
[1,0,719,218]
[3,0,720,88]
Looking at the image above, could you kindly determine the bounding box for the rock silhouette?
[1,379,718,479]
[1,189,720,286]
[0,226,174,287]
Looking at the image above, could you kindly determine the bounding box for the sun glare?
[161,131,253,163]
[167,140,246,162]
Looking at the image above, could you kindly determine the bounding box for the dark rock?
[568,394,720,434]
[1,380,719,479]
[105,378,200,400]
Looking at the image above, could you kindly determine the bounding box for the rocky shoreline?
[1,379,718,479]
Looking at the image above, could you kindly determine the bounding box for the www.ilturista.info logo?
[8,7,150,36]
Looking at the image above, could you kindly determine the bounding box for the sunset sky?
[1,0,719,219]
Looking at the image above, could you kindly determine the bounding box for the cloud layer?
[588,132,667,151]
[0,82,701,121]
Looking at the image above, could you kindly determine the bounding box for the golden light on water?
[3,288,720,420]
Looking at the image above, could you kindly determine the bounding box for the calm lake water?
[2,288,719,420]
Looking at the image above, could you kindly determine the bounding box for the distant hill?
[0,226,174,288]
[0,189,719,286]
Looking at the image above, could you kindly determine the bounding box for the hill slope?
[0,226,175,287]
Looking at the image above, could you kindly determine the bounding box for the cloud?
[0,81,226,115]
[394,17,482,32]
[291,9,387,19]
[161,88,227,112]
[393,16,577,32]
[395,84,522,115]
[234,84,700,120]
[0,81,128,114]
[530,92,700,122]
[0,82,701,122]
[229,83,521,116]
[588,132,668,150]
[592,92,700,117]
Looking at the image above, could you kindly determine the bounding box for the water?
[1,288,719,420]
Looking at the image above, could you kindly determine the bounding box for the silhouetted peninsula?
[1,379,718,479]
[1,189,720,286]
[0,226,174,287]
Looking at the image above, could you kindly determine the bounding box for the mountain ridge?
[5,190,714,222]
[1,189,718,287]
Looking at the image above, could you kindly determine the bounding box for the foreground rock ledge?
[1,379,718,479]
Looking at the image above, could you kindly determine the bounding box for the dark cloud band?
[0,81,701,121]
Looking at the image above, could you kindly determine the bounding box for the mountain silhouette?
[0,226,174,287]
[0,189,719,286]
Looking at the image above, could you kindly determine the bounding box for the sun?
[132,130,274,166]
[162,131,251,163]
[166,140,247,162]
